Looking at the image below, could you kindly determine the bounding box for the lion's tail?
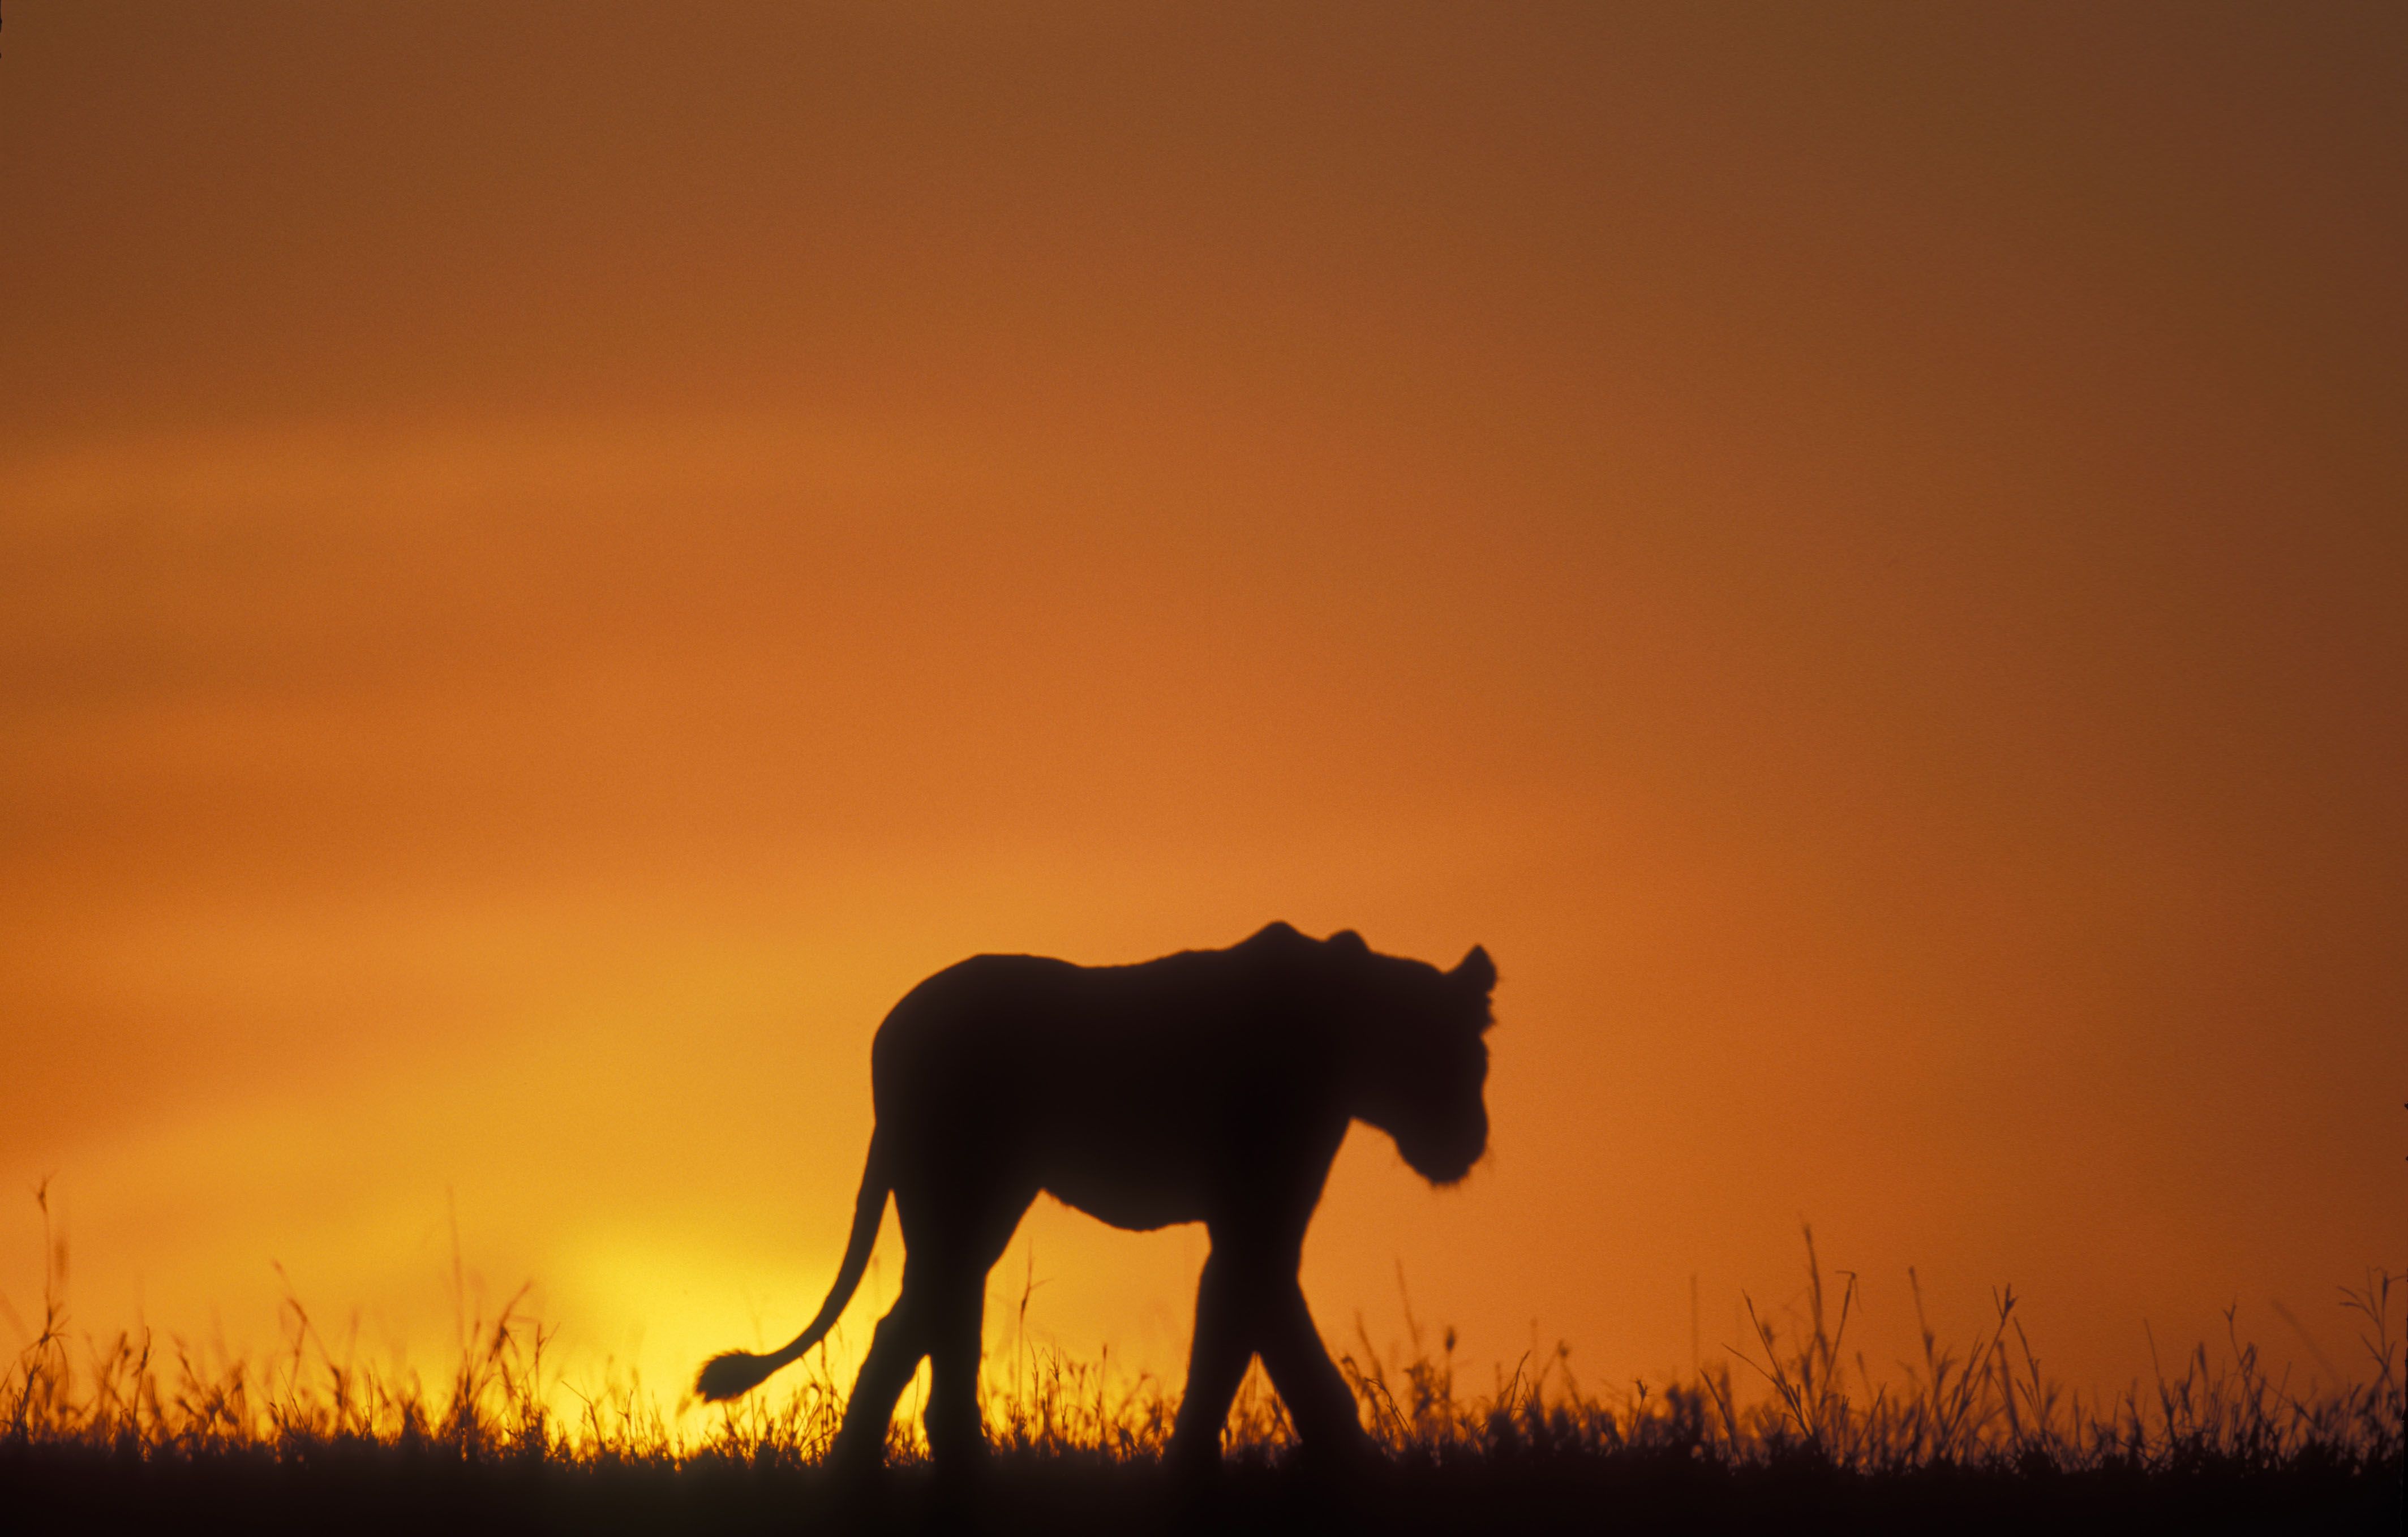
[693,1128,891,1403]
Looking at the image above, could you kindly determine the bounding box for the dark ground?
[5,1449,2397,1536]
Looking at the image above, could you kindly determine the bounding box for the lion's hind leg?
[919,1264,990,1469]
[915,1180,1032,1471]
[830,1291,925,1471]
[831,1174,1029,1475]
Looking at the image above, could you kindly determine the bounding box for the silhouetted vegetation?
[5,1200,2398,1533]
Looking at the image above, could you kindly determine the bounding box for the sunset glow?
[3,3,2401,1422]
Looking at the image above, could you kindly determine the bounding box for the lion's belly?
[1040,1153,1208,1233]
[1028,1105,1213,1232]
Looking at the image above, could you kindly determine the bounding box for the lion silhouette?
[694,921,1495,1471]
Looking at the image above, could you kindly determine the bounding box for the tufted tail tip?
[695,1350,781,1402]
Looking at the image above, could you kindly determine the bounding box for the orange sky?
[3,3,2402,1409]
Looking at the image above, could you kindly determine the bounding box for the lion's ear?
[1328,929,1369,955]
[1452,944,1496,997]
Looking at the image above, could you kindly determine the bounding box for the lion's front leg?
[1168,1248,1256,1471]
[1254,1273,1370,1463]
[1169,1234,1369,1471]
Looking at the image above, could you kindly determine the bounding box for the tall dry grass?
[5,1190,2400,1488]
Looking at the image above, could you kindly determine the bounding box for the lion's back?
[864,944,1315,1226]
[873,948,1250,1098]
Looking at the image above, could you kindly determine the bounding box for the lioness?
[696,921,1495,1471]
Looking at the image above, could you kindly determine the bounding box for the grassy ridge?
[6,1204,2400,1533]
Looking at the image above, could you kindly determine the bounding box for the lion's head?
[1321,928,1495,1187]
